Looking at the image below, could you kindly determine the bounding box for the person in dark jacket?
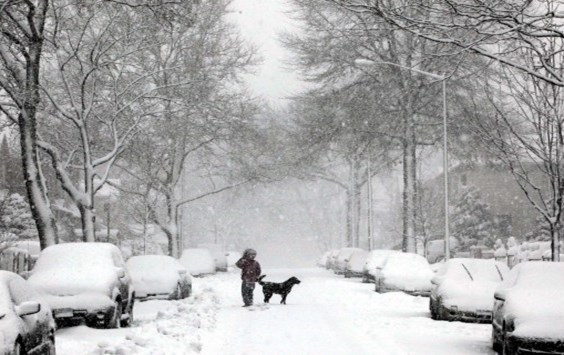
[235,248,261,307]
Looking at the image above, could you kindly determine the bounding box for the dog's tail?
[257,275,266,285]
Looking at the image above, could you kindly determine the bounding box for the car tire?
[501,324,514,355]
[121,298,134,327]
[14,341,23,355]
[430,299,438,320]
[492,327,502,354]
[107,301,122,329]
[47,337,56,355]
[175,284,182,299]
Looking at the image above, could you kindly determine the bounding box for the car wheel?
[107,300,122,329]
[430,299,437,320]
[121,298,134,327]
[47,337,56,355]
[492,327,502,354]
[501,324,514,355]
[13,341,23,355]
[175,284,182,299]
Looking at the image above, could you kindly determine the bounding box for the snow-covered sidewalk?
[56,268,495,354]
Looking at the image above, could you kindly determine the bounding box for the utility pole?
[367,156,374,251]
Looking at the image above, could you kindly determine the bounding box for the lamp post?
[355,59,450,259]
[367,155,374,251]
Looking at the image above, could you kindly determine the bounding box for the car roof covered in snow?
[28,242,123,295]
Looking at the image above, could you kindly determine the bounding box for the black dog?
[257,275,301,304]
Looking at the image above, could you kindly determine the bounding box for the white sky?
[229,0,305,105]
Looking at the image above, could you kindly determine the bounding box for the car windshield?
[465,261,504,282]
[516,262,564,289]
[385,254,427,269]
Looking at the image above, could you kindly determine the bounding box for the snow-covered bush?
[451,187,495,250]
[0,193,36,239]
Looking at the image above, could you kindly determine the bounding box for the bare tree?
[115,0,258,256]
[330,0,564,86]
[471,58,564,261]
[0,0,58,249]
[284,0,452,251]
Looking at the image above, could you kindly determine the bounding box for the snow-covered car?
[333,248,364,275]
[363,250,397,283]
[126,255,192,301]
[179,248,216,277]
[430,258,509,323]
[492,262,564,354]
[28,243,134,329]
[316,251,331,268]
[0,271,56,354]
[325,249,340,270]
[198,244,228,272]
[373,252,434,296]
[344,249,369,278]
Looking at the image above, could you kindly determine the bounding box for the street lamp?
[355,59,450,259]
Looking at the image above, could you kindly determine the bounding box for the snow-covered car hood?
[440,280,499,311]
[506,288,564,339]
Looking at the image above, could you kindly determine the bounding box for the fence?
[0,248,33,275]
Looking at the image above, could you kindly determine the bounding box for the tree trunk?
[551,223,560,262]
[353,161,362,248]
[78,205,96,242]
[18,11,58,249]
[345,188,353,247]
[19,119,58,249]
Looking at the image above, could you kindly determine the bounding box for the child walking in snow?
[235,248,261,307]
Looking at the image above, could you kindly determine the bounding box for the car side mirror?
[15,301,41,317]
[494,289,507,301]
[116,268,126,278]
[178,268,188,275]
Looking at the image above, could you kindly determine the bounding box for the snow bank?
[57,285,220,354]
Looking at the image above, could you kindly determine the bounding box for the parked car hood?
[506,288,564,339]
[440,279,499,311]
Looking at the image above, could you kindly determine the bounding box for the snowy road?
[56,268,496,354]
